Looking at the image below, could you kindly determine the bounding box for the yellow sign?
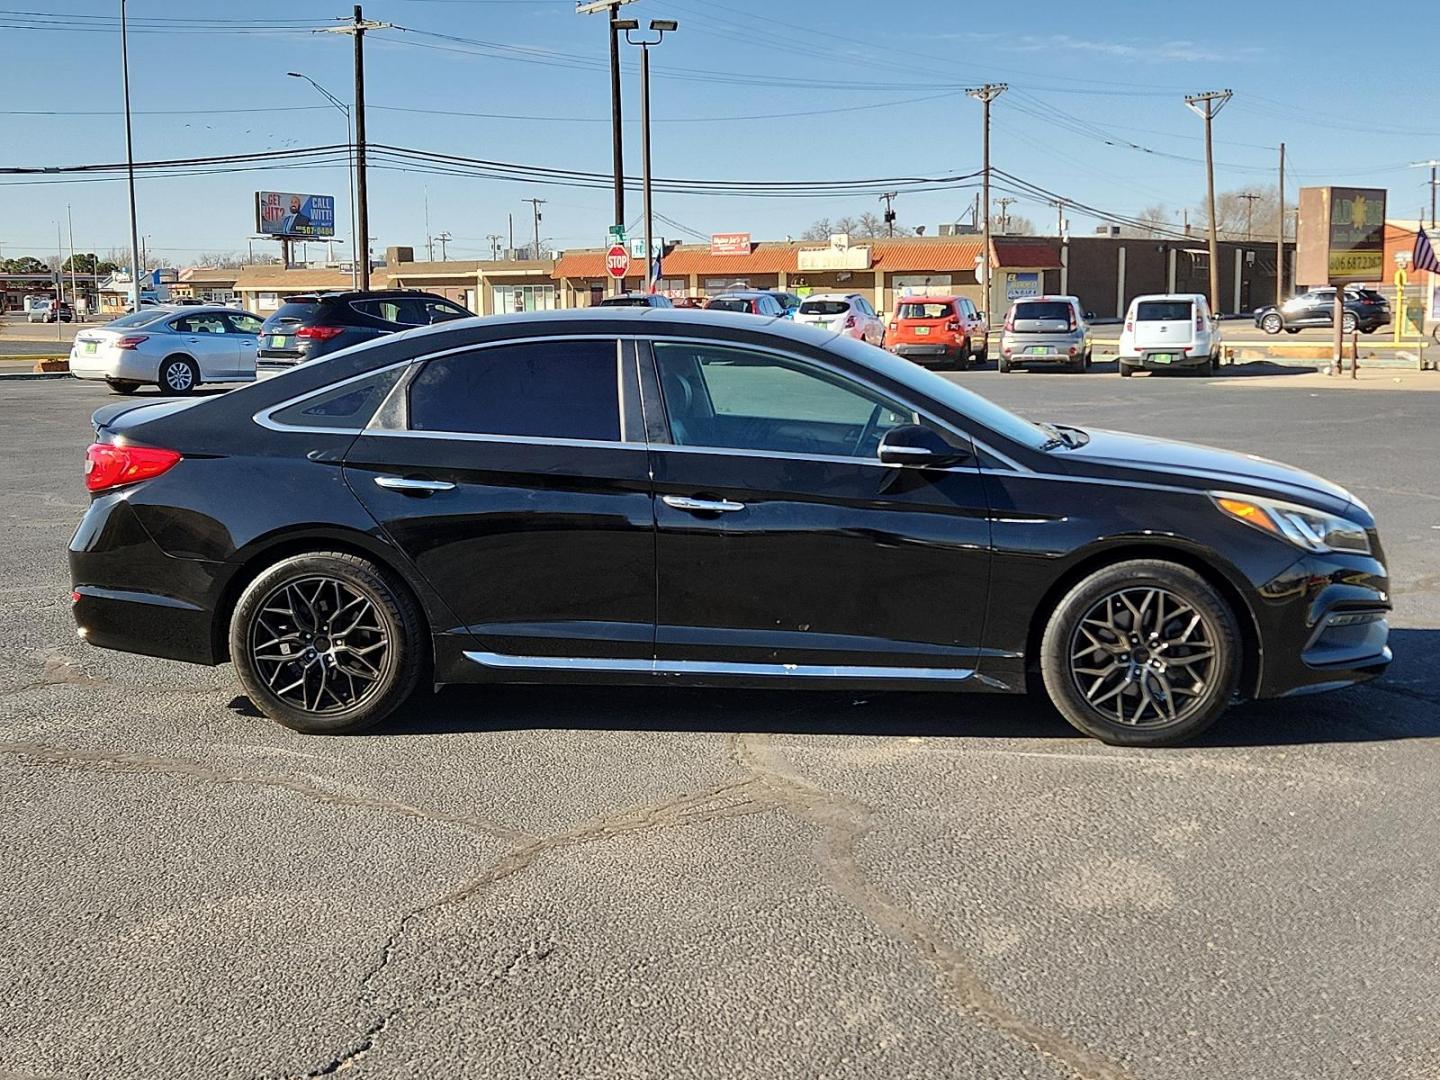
[1329,250,1382,278]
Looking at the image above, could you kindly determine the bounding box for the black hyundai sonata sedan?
[69,309,1391,745]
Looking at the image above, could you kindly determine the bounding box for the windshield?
[823,333,1056,452]
[897,302,954,320]
[107,310,169,328]
[799,300,849,316]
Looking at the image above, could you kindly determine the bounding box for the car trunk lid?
[91,399,205,440]
[1009,300,1073,335]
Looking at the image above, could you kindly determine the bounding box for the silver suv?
[999,296,1092,373]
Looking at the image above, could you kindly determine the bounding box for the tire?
[998,355,1012,373]
[1084,348,1094,369]
[159,355,199,396]
[974,336,989,364]
[105,379,140,395]
[955,338,972,370]
[1285,328,1300,335]
[1261,313,1283,335]
[1070,353,1086,373]
[1197,357,1214,377]
[229,551,425,735]
[1341,313,1357,334]
[1039,559,1241,746]
[1119,361,1134,377]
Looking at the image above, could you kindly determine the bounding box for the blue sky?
[2,0,1434,264]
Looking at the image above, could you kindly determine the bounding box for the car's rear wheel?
[105,379,140,395]
[159,355,199,396]
[997,355,1012,373]
[974,336,988,364]
[1119,361,1135,377]
[1069,352,1086,373]
[230,552,425,734]
[1261,313,1283,334]
[1342,313,1357,333]
[955,338,972,370]
[1039,559,1240,746]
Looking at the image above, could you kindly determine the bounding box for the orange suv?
[886,294,988,369]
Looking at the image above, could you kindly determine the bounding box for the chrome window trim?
[464,649,975,682]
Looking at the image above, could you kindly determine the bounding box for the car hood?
[1060,428,1361,517]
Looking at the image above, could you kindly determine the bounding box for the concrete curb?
[0,371,73,381]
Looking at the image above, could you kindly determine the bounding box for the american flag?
[1413,225,1440,274]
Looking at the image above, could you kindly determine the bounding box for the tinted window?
[1135,301,1193,321]
[898,302,955,320]
[352,297,429,325]
[269,367,404,430]
[707,297,754,312]
[409,339,622,441]
[1013,301,1072,321]
[264,302,321,330]
[654,342,916,457]
[421,298,470,323]
[598,295,652,307]
[799,300,850,316]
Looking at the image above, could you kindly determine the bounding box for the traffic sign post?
[605,244,631,282]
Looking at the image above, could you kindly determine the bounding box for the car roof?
[897,294,959,304]
[1130,293,1205,303]
[801,292,862,301]
[709,290,768,298]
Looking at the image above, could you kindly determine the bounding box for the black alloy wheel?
[1040,559,1240,746]
[230,552,424,733]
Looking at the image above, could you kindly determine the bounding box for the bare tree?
[1196,187,1288,241]
[802,212,901,241]
[989,213,1036,235]
[1134,204,1171,237]
[800,218,834,242]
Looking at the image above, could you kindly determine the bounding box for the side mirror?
[878,425,970,468]
[1084,311,1095,320]
[975,311,986,321]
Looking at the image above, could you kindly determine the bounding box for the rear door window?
[225,312,263,334]
[1135,301,1193,321]
[408,339,623,442]
[172,313,228,334]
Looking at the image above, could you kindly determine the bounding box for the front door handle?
[374,476,455,494]
[662,494,745,514]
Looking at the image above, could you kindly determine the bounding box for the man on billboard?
[279,195,311,235]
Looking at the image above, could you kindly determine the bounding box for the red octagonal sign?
[605,244,631,279]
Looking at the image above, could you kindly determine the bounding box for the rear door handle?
[662,495,745,514]
[374,476,455,493]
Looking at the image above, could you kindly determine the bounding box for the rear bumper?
[894,343,962,363]
[69,496,227,665]
[69,350,156,382]
[1122,351,1211,370]
[1003,351,1079,366]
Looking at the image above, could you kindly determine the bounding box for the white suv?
[793,293,886,345]
[1117,293,1222,376]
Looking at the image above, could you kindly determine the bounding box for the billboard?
[710,232,751,256]
[255,191,336,239]
[1295,187,1386,286]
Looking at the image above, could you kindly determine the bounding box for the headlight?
[1212,492,1371,555]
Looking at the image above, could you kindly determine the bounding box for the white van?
[1117,293,1221,376]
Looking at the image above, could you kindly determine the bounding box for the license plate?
[1150,353,1173,364]
[269,335,290,349]
[1028,346,1048,355]
[914,326,930,336]
[82,341,97,355]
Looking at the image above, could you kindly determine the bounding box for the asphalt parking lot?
[2,372,1437,1080]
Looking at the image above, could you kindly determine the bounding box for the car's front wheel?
[230,552,425,734]
[1039,559,1241,746]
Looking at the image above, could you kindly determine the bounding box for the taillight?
[296,325,345,341]
[84,443,181,493]
[1003,312,1014,332]
[841,313,856,329]
[945,318,960,331]
[1195,311,1205,332]
[1067,307,1077,331]
[116,335,149,350]
[1124,320,1133,333]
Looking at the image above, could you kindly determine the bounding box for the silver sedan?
[69,306,264,395]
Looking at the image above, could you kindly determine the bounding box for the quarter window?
[409,339,623,442]
[268,367,405,430]
[653,342,917,458]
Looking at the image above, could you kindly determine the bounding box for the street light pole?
[1185,89,1233,317]
[119,0,142,311]
[288,72,358,288]
[621,19,677,293]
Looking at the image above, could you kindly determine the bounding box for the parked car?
[671,296,706,309]
[1117,294,1222,376]
[887,294,988,369]
[763,290,802,319]
[597,293,674,308]
[69,306,265,395]
[793,292,885,345]
[704,291,786,317]
[1253,287,1391,335]
[27,300,73,324]
[70,309,1390,747]
[999,296,1092,373]
[257,290,472,373]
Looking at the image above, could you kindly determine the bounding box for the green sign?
[608,224,626,241]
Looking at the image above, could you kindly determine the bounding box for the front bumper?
[1253,549,1392,698]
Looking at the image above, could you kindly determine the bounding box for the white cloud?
[1002,34,1258,64]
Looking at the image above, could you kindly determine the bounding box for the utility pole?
[1049,199,1065,237]
[1411,161,1440,228]
[436,231,451,261]
[994,196,1018,234]
[487,234,503,260]
[1237,192,1261,241]
[508,212,514,254]
[1184,89,1233,317]
[424,187,433,261]
[322,6,390,291]
[879,191,898,237]
[1276,142,1286,307]
[67,205,78,317]
[119,0,142,311]
[967,83,1006,316]
[524,198,545,260]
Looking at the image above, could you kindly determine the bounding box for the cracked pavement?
[1,376,1437,1079]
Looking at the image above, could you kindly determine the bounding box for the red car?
[886,294,989,369]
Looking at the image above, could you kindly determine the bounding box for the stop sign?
[605,244,631,279]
